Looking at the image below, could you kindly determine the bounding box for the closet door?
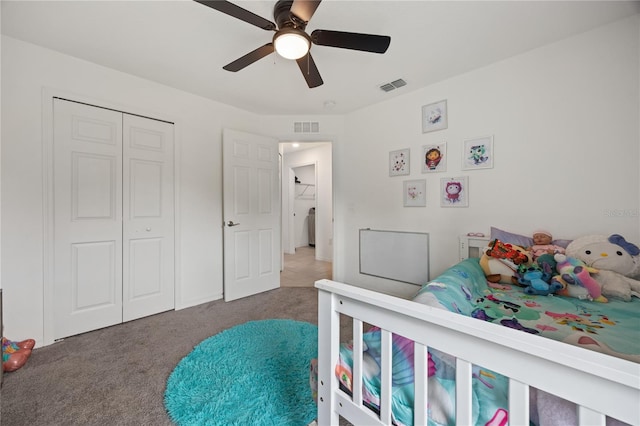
[52,99,175,339]
[122,114,174,321]
[53,99,123,339]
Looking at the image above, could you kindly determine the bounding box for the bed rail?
[315,279,640,426]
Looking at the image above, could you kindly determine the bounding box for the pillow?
[552,239,572,249]
[490,227,532,248]
[490,227,572,249]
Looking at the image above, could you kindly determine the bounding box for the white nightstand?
[459,235,491,260]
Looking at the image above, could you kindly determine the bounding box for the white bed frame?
[315,238,640,425]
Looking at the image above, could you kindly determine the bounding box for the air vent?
[380,78,407,92]
[380,83,395,92]
[294,122,320,133]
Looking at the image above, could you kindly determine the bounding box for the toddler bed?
[314,254,640,425]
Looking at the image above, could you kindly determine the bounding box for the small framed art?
[462,135,493,170]
[422,143,447,173]
[389,148,410,176]
[403,179,426,207]
[422,100,448,133]
[440,176,469,207]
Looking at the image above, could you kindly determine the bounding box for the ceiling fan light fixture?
[274,28,311,60]
[197,0,391,89]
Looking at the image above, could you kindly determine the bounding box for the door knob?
[227,221,240,227]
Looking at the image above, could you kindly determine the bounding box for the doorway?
[280,142,333,287]
[292,164,315,250]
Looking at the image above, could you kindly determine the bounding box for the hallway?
[280,246,332,287]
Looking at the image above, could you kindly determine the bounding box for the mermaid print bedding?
[413,258,640,362]
[336,329,509,426]
[335,258,639,426]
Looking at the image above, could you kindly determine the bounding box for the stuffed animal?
[516,263,563,296]
[532,253,590,300]
[553,254,607,302]
[309,359,319,402]
[480,240,532,284]
[565,234,640,302]
[487,239,530,264]
[2,337,35,372]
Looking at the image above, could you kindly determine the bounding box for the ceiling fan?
[194,0,391,88]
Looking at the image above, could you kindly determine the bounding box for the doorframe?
[279,140,333,267]
[286,161,317,254]
[41,88,182,346]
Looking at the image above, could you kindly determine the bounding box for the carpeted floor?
[1,287,353,425]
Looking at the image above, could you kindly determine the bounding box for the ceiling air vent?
[294,122,320,133]
[380,78,407,92]
[380,83,395,92]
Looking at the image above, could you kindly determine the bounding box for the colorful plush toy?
[553,254,607,302]
[487,239,530,265]
[2,337,35,372]
[479,240,532,284]
[516,263,563,296]
[309,359,319,402]
[566,234,640,302]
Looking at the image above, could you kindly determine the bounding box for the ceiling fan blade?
[194,0,276,31]
[311,29,390,53]
[290,0,322,24]
[296,53,323,88]
[223,43,275,72]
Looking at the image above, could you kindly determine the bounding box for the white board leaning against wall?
[359,229,429,285]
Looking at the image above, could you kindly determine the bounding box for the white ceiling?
[2,1,639,116]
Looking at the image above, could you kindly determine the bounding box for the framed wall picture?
[462,135,494,170]
[403,179,426,207]
[422,100,448,133]
[422,143,447,173]
[389,148,410,176]
[440,176,469,207]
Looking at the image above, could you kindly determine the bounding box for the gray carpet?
[1,287,353,425]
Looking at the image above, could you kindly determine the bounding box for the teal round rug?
[164,319,318,425]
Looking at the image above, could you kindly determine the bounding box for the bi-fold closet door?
[53,99,175,340]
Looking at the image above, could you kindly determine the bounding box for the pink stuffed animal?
[554,254,607,302]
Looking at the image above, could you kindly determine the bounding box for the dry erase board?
[359,229,429,285]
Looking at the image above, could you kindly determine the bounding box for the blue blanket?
[335,258,639,426]
[414,258,640,362]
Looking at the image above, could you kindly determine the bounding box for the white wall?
[335,15,640,296]
[0,36,262,343]
[2,15,638,340]
[282,144,333,262]
[0,5,3,294]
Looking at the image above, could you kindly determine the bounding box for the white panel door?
[53,99,123,339]
[122,114,174,322]
[53,99,175,339]
[223,129,280,301]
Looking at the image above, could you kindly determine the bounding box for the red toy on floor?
[2,337,35,372]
